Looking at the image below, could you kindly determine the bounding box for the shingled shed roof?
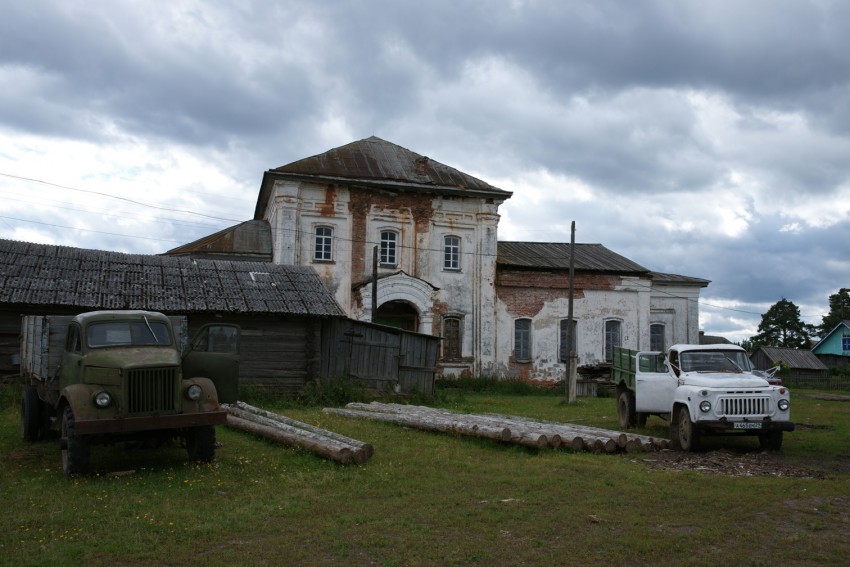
[0,239,345,317]
[255,136,512,218]
[752,347,828,371]
[497,241,649,274]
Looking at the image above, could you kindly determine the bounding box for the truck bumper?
[696,419,795,434]
[75,410,227,435]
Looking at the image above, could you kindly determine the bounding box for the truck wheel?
[186,426,216,462]
[61,406,91,476]
[672,405,700,452]
[758,431,783,451]
[617,391,637,429]
[20,386,43,442]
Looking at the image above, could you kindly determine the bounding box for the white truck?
[613,344,793,451]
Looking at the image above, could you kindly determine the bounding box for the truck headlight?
[93,391,112,408]
[778,399,790,411]
[699,400,712,413]
[185,384,203,401]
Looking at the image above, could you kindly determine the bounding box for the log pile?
[324,402,669,453]
[223,401,373,465]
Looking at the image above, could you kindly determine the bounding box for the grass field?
[1,384,849,566]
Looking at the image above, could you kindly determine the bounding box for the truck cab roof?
[73,310,170,326]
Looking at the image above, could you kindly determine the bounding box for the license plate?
[733,422,762,430]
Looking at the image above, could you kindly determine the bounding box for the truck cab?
[614,344,793,451]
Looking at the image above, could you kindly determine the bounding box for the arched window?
[443,235,461,271]
[314,226,333,261]
[604,320,622,362]
[514,318,532,362]
[559,319,577,362]
[443,316,462,360]
[380,230,398,267]
[650,323,665,352]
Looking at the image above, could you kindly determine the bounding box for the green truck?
[612,344,793,451]
[19,310,240,475]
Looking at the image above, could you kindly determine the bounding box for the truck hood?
[83,346,181,369]
[680,372,770,388]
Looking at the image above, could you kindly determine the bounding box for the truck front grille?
[127,367,177,414]
[720,396,770,416]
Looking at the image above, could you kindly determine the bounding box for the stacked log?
[325,402,669,453]
[223,401,373,465]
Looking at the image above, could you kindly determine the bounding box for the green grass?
[1,385,849,566]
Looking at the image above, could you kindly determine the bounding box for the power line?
[0,171,244,223]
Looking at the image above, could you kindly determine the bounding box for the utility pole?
[371,246,378,323]
[565,221,577,404]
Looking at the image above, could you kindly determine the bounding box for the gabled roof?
[255,137,512,218]
[811,320,850,352]
[496,242,649,274]
[0,238,344,317]
[165,220,272,261]
[752,346,828,370]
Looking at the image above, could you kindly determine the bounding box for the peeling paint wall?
[264,178,505,376]
[493,270,654,381]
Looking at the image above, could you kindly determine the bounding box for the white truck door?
[634,353,677,413]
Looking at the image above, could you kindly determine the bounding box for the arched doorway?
[375,300,419,332]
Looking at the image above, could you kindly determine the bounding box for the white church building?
[173,137,708,381]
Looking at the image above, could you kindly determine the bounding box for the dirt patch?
[636,449,828,479]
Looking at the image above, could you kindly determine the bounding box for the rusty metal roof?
[0,238,345,317]
[255,137,512,218]
[497,241,649,273]
[165,220,273,261]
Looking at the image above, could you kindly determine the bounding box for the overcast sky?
[2,0,849,343]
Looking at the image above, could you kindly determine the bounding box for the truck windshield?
[87,321,171,348]
[679,350,752,373]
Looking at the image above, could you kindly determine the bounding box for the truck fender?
[181,377,222,413]
[58,383,107,424]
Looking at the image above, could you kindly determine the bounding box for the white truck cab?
[613,344,793,451]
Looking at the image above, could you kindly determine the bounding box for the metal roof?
[649,271,711,287]
[0,238,345,317]
[165,219,273,261]
[497,241,649,273]
[255,137,512,218]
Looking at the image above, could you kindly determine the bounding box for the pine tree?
[748,298,814,349]
[819,288,850,336]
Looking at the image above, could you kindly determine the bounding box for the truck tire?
[20,386,43,442]
[671,405,700,452]
[61,406,91,476]
[186,425,216,462]
[758,431,783,451]
[617,391,637,429]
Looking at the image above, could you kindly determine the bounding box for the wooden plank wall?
[321,318,438,394]
[189,314,320,397]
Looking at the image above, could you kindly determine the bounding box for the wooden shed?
[320,318,439,395]
[0,238,345,396]
[750,346,829,388]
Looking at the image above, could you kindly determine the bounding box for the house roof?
[255,136,512,218]
[752,347,828,370]
[0,238,345,317]
[165,219,273,261]
[811,320,850,352]
[496,242,649,274]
